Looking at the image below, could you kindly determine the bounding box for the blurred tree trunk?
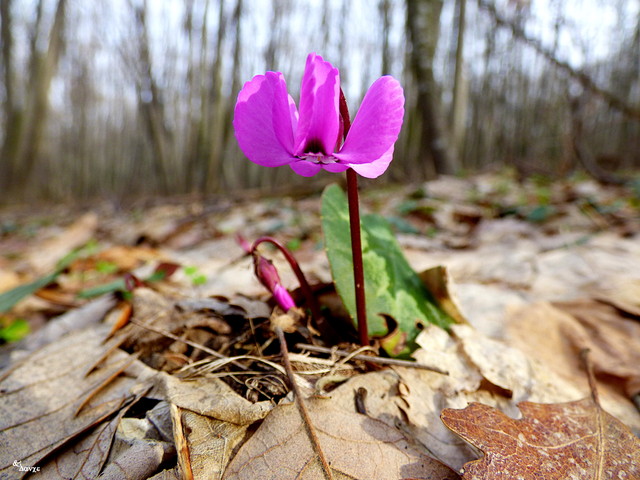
[406,0,452,175]
[207,0,230,192]
[217,0,243,191]
[379,0,391,74]
[132,0,171,193]
[0,0,19,191]
[1,0,66,193]
[449,0,467,170]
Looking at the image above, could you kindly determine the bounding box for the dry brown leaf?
[0,325,147,478]
[0,295,116,369]
[222,397,461,480]
[506,302,640,432]
[153,372,273,425]
[32,408,126,480]
[418,266,467,325]
[327,324,594,471]
[441,399,640,479]
[98,435,174,480]
[328,367,484,472]
[553,299,640,397]
[96,403,175,480]
[451,324,533,401]
[147,467,182,480]
[26,212,98,275]
[171,404,249,480]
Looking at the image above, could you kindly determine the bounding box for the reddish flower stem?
[346,169,369,346]
[340,88,368,346]
[252,236,321,322]
[339,89,369,347]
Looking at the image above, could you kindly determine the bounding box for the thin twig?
[295,343,449,375]
[581,348,600,406]
[275,327,334,480]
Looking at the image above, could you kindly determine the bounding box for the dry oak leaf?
[223,397,461,480]
[441,399,640,479]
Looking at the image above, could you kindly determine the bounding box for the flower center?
[299,137,339,164]
[303,138,326,155]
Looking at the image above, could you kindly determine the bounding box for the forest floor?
[1,170,639,479]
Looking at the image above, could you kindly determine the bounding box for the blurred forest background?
[0,0,639,202]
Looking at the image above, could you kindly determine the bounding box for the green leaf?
[77,278,127,299]
[0,271,61,313]
[95,260,119,274]
[183,265,199,276]
[77,262,180,298]
[321,184,453,356]
[0,318,30,342]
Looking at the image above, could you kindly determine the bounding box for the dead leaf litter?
[1,173,639,479]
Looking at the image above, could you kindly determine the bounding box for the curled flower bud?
[253,254,296,311]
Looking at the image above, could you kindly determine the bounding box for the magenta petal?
[349,145,394,178]
[289,161,323,177]
[273,284,296,311]
[322,163,350,173]
[294,53,340,156]
[233,72,296,167]
[334,76,404,165]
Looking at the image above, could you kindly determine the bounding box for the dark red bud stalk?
[238,234,321,321]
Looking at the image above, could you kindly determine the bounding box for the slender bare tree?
[406,0,453,175]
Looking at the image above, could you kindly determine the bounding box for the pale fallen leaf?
[98,435,174,480]
[448,283,527,339]
[223,397,461,480]
[147,467,182,480]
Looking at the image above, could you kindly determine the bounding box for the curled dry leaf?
[451,324,533,401]
[222,397,461,480]
[441,398,640,479]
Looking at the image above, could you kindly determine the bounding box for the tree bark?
[0,0,19,191]
[132,0,171,193]
[1,0,67,193]
[406,0,453,175]
[450,0,467,170]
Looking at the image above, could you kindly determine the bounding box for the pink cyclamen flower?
[233,53,404,178]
